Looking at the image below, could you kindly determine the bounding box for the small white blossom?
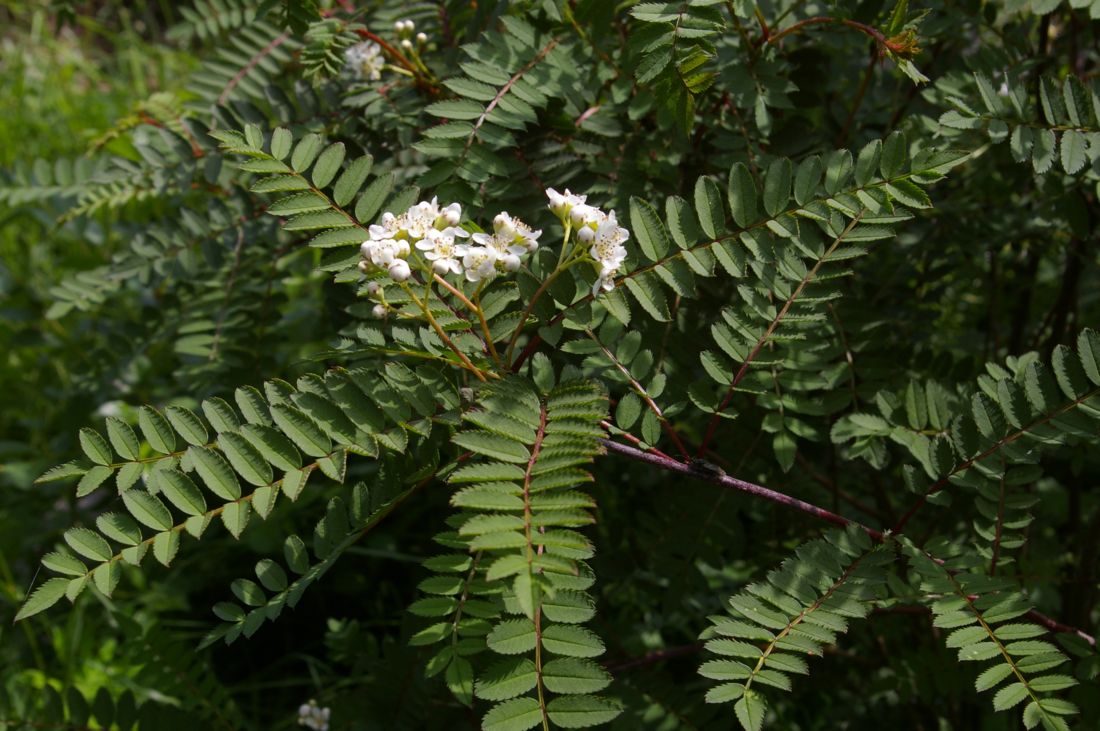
[345,41,384,82]
[404,198,442,240]
[441,202,462,226]
[492,211,541,252]
[574,206,630,298]
[546,187,587,217]
[416,226,469,275]
[589,210,629,267]
[592,265,618,297]
[570,203,602,227]
[361,238,410,268]
[368,211,402,241]
[462,246,498,283]
[297,700,331,731]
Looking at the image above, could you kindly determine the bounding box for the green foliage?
[700,526,894,729]
[904,539,1079,730]
[414,377,620,728]
[939,72,1100,176]
[4,1,1100,729]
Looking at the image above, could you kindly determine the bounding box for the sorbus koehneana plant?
[4,0,1100,729]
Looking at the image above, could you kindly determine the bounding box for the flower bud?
[388,259,411,282]
[547,190,565,213]
[394,20,404,33]
[365,281,382,297]
[372,304,387,319]
[406,20,415,32]
[417,32,427,45]
[432,260,451,275]
[569,204,591,226]
[360,240,374,258]
[401,39,413,51]
[501,254,522,272]
[358,259,371,274]
[577,226,595,243]
[443,209,460,226]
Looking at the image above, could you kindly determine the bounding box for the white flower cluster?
[344,41,383,81]
[547,188,630,297]
[359,199,541,285]
[297,700,330,731]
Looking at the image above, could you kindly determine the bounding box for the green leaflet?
[700,526,891,730]
[410,378,617,727]
[902,539,1077,729]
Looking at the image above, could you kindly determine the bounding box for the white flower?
[492,211,541,251]
[361,238,410,272]
[592,265,618,298]
[404,198,442,240]
[441,202,462,226]
[462,246,498,283]
[571,207,628,299]
[546,187,587,217]
[416,226,469,276]
[345,41,384,81]
[297,700,330,731]
[589,209,629,270]
[368,211,402,241]
[570,203,601,227]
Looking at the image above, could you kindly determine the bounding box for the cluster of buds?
[344,41,384,81]
[297,700,330,731]
[358,199,542,287]
[393,19,427,49]
[547,188,630,297]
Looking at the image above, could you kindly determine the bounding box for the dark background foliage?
[1,0,1098,729]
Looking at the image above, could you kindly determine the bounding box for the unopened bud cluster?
[297,700,330,731]
[359,198,541,285]
[546,187,630,297]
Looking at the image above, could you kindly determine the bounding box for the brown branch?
[605,642,705,674]
[600,438,884,540]
[461,38,561,159]
[218,32,290,106]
